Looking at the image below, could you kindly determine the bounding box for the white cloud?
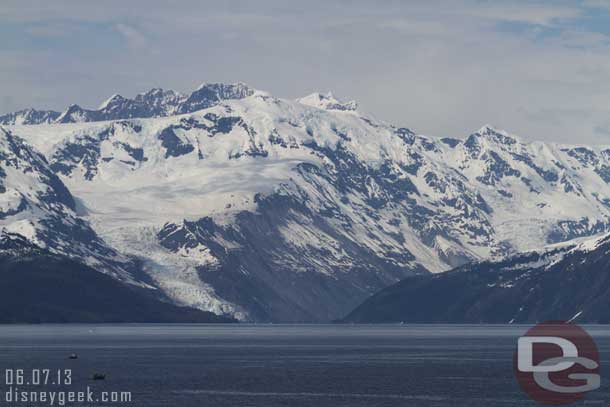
[114,23,148,49]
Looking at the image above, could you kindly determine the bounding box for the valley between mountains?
[3,82,610,322]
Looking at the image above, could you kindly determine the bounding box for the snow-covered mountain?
[342,232,610,323]
[5,82,610,321]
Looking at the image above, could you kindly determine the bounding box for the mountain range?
[3,82,610,322]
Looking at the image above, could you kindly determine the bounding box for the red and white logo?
[514,321,600,405]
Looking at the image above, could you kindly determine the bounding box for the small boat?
[92,374,106,381]
[68,353,78,360]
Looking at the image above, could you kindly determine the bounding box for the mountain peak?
[477,124,501,134]
[471,124,519,145]
[194,82,256,97]
[98,93,125,109]
[297,92,358,112]
[55,104,89,123]
[175,82,256,115]
[140,87,182,98]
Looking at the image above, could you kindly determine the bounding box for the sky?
[3,0,610,144]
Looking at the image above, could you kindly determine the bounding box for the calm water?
[0,324,608,406]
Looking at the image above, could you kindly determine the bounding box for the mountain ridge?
[0,82,255,125]
[341,231,610,324]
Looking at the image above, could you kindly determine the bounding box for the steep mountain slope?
[7,83,610,321]
[0,127,143,282]
[341,233,610,323]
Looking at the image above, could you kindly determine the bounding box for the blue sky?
[3,0,610,143]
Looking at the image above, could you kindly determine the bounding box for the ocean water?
[0,324,608,406]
